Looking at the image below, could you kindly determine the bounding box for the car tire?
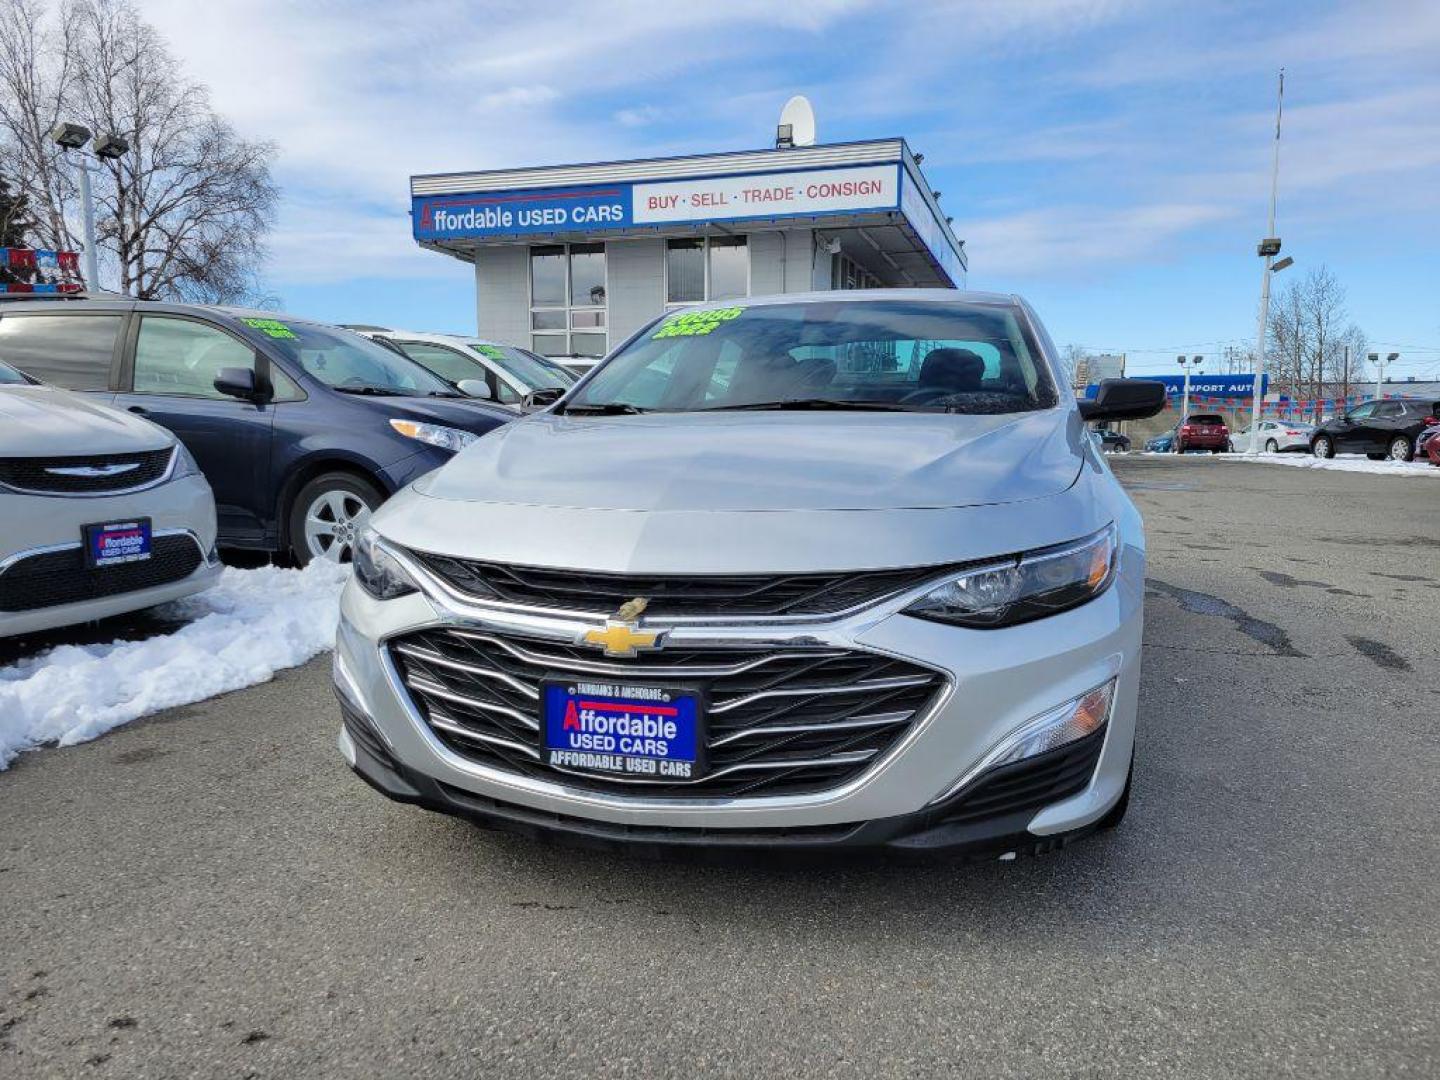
[288,471,385,566]
[1096,758,1133,831]
[1312,435,1334,458]
[1388,436,1414,462]
[1265,438,1279,453]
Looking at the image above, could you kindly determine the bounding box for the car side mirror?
[522,386,566,410]
[1077,379,1167,422]
[213,366,269,403]
[456,378,492,400]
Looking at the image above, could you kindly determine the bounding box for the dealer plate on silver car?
[541,681,703,780]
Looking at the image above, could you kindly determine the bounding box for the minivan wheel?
[1312,435,1334,458]
[1265,438,1279,453]
[1388,436,1414,462]
[289,472,384,566]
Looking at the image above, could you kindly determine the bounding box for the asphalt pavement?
[2,455,1437,1078]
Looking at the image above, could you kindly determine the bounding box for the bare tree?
[0,0,278,302]
[1059,343,1085,390]
[1266,266,1368,412]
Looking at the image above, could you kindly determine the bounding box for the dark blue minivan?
[0,298,512,564]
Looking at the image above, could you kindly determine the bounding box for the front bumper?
[332,537,1145,849]
[0,474,221,638]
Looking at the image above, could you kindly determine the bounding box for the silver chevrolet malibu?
[1,359,221,638]
[334,290,1165,857]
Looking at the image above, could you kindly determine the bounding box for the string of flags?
[0,248,85,293]
[1164,387,1411,420]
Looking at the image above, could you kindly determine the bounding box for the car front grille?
[0,534,204,612]
[410,553,962,619]
[0,447,174,495]
[387,627,947,798]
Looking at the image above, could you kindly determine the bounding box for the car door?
[112,313,276,544]
[1233,423,1253,452]
[1332,402,1374,452]
[1368,402,1405,452]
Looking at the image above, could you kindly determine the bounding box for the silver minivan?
[333,291,1165,857]
[0,359,221,638]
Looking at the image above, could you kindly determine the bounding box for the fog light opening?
[931,678,1117,805]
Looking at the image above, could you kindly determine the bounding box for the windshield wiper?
[333,385,407,397]
[703,398,914,412]
[428,390,464,398]
[562,402,650,415]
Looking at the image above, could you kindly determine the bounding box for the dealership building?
[408,138,966,358]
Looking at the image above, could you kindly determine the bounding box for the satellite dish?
[777,95,817,148]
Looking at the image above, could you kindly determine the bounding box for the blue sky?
[144,0,1440,378]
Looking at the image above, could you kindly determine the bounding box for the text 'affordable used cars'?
[333,291,1166,857]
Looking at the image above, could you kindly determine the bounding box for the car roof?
[0,294,333,328]
[667,288,1019,314]
[365,328,506,347]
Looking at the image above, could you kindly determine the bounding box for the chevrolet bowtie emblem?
[580,598,663,657]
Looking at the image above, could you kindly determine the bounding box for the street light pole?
[1375,352,1398,399]
[71,155,100,290]
[1247,70,1285,454]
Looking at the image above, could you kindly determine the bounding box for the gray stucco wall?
[605,239,664,345]
[473,246,529,348]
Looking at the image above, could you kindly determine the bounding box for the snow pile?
[0,560,351,770]
[1218,453,1440,477]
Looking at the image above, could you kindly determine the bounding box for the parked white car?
[1229,419,1313,454]
[0,359,221,638]
[354,328,574,410]
[333,290,1167,858]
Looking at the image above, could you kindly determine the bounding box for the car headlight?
[353,526,418,600]
[904,524,1118,628]
[170,441,203,479]
[388,419,479,453]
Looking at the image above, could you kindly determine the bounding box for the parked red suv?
[1175,413,1231,453]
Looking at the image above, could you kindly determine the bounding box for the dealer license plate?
[83,518,152,568]
[541,680,703,781]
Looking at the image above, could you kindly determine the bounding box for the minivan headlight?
[905,524,1118,628]
[389,419,478,453]
[353,526,418,600]
[171,441,202,479]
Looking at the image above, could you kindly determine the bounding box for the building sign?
[1087,373,1269,399]
[414,164,902,241]
[900,172,965,286]
[414,183,632,240]
[632,164,898,224]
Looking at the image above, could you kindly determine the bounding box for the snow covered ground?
[1142,451,1440,477]
[0,560,351,770]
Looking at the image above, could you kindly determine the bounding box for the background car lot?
[1,456,1435,1078]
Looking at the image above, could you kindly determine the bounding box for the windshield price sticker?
[241,317,298,340]
[651,307,743,339]
[473,344,505,359]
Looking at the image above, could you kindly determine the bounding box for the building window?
[530,243,607,357]
[831,252,879,291]
[665,236,748,306]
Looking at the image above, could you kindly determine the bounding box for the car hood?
[340,392,513,433]
[0,385,173,456]
[420,408,1084,512]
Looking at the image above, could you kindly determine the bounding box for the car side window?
[268,364,306,402]
[393,341,477,385]
[1374,402,1401,419]
[0,313,123,389]
[492,376,522,404]
[133,316,257,399]
[1347,403,1375,420]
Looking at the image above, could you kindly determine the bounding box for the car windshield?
[565,299,1058,415]
[468,342,573,390]
[257,321,456,396]
[0,359,27,384]
[1188,414,1224,425]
